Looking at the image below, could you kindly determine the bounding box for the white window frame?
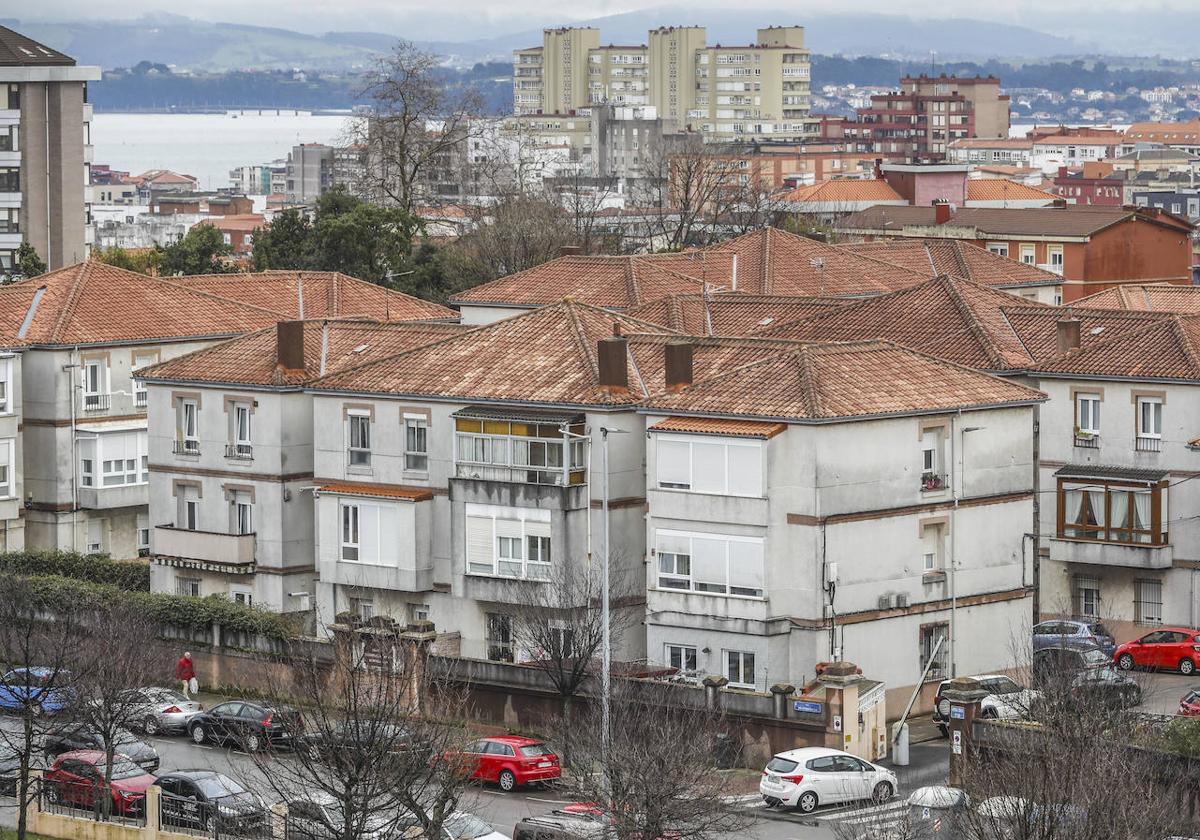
[1048,245,1065,268]
[81,457,94,487]
[234,494,253,535]
[1135,579,1163,625]
[986,242,1009,257]
[465,504,552,581]
[179,399,199,452]
[230,585,253,606]
[1019,244,1036,265]
[654,529,764,598]
[136,513,150,552]
[724,650,756,689]
[1137,396,1163,439]
[654,434,763,497]
[404,414,428,472]
[184,499,199,531]
[665,643,698,676]
[0,357,12,414]
[233,404,252,454]
[1075,575,1100,618]
[347,411,372,468]
[921,522,944,572]
[176,577,201,597]
[131,353,155,406]
[1076,392,1101,436]
[0,439,12,499]
[83,359,107,408]
[341,502,360,562]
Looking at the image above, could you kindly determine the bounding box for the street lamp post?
[598,425,627,759]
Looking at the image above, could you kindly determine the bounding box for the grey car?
[111,687,202,736]
[1033,619,1116,655]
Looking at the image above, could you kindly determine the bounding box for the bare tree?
[563,684,752,840]
[642,135,744,251]
[0,575,85,840]
[242,622,474,840]
[354,41,484,215]
[66,601,173,816]
[454,192,577,279]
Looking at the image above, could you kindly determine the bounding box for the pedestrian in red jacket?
[175,652,197,698]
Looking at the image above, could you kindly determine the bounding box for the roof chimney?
[664,341,693,391]
[597,323,628,390]
[933,199,952,225]
[276,320,306,370]
[1057,165,1068,180]
[1052,198,1068,208]
[559,245,583,257]
[1056,318,1081,354]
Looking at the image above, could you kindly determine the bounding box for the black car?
[156,770,268,836]
[1032,643,1141,708]
[187,700,301,753]
[43,724,159,772]
[295,720,414,764]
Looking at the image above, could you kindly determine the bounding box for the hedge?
[15,573,300,641]
[0,550,150,591]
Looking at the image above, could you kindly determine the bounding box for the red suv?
[1114,627,1200,674]
[45,750,156,816]
[448,736,560,791]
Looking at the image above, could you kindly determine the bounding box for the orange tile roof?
[449,253,735,309]
[648,417,786,438]
[708,227,930,297]
[999,305,1168,362]
[1069,283,1200,313]
[778,179,903,204]
[843,240,1062,287]
[755,275,1048,371]
[200,215,265,232]
[316,481,435,501]
[138,320,466,387]
[965,180,1058,203]
[642,340,1046,421]
[1035,314,1200,380]
[623,293,847,336]
[175,271,456,322]
[0,262,281,347]
[310,300,682,406]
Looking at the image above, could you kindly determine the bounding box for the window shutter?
[494,518,524,540]
[359,503,380,564]
[727,443,762,496]
[657,438,690,487]
[466,514,494,573]
[656,531,691,557]
[377,504,398,566]
[729,539,765,593]
[691,442,727,493]
[691,537,727,590]
[524,518,551,540]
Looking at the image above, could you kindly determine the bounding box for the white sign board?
[952,730,962,755]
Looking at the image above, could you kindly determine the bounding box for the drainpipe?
[950,409,960,679]
[45,85,53,268]
[69,347,78,552]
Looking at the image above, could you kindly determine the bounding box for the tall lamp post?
[599,425,627,758]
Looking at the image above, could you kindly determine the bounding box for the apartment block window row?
[466,503,551,581]
[79,430,148,488]
[655,434,762,497]
[655,529,764,598]
[1071,392,1165,452]
[1056,477,1165,546]
[454,413,585,486]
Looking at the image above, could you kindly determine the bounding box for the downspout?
[45,86,53,268]
[69,347,78,552]
[950,408,960,679]
[1032,405,1041,623]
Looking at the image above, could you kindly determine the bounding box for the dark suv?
[187,700,302,752]
[1032,642,1141,708]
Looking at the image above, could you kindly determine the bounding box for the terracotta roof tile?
[138,320,466,387]
[648,417,786,438]
[642,340,1046,421]
[175,271,456,321]
[839,204,1192,238]
[778,180,903,204]
[843,240,1062,287]
[1035,314,1200,380]
[999,306,1169,362]
[623,293,847,336]
[965,180,1058,203]
[754,275,1048,370]
[0,262,282,346]
[316,481,435,501]
[1069,283,1200,313]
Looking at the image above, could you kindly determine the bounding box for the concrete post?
[941,676,988,788]
[145,784,162,840]
[702,675,728,710]
[770,683,796,720]
[399,620,438,713]
[817,662,862,756]
[270,801,288,840]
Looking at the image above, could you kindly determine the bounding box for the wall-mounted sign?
[793,699,823,714]
[833,714,843,732]
[950,705,966,720]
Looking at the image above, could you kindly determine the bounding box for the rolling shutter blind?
[657,438,690,487]
[727,443,762,496]
[691,537,727,590]
[729,539,765,593]
[466,514,494,574]
[691,442,726,493]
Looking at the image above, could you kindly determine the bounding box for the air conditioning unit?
[877,594,893,610]
[895,593,910,609]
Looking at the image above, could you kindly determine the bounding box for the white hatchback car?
[759,746,898,813]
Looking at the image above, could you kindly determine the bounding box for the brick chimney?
[664,341,693,391]
[1056,318,1081,354]
[933,199,952,225]
[597,324,628,389]
[276,320,306,370]
[1057,165,1069,180]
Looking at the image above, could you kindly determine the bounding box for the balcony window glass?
[338,499,397,565]
[347,413,371,467]
[404,415,428,471]
[654,434,762,496]
[83,360,107,410]
[654,529,763,597]
[1137,397,1163,438]
[454,416,584,486]
[1059,480,1161,545]
[1075,393,1101,436]
[178,399,199,452]
[341,502,360,561]
[465,503,551,580]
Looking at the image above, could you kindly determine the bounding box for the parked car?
[283,792,403,840]
[0,741,20,796]
[43,750,155,816]
[932,674,1039,736]
[187,700,301,752]
[1180,688,1200,716]
[294,720,415,764]
[102,687,202,736]
[905,786,970,840]
[44,724,159,772]
[156,770,268,835]
[759,746,897,814]
[0,667,74,714]
[1033,619,1116,655]
[399,810,508,840]
[513,811,607,840]
[1114,628,1200,674]
[1032,643,1141,708]
[445,736,561,792]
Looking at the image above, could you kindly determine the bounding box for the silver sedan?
[118,687,203,736]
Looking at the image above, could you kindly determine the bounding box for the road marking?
[524,796,574,804]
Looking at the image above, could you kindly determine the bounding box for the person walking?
[176,652,197,699]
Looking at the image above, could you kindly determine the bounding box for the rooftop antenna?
[930,50,937,76]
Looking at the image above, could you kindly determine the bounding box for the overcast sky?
[11,0,1197,43]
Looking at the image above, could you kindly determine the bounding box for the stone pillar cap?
[941,676,989,702]
[770,683,796,695]
[817,661,863,685]
[702,674,730,688]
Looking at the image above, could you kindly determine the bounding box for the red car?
[449,736,560,791]
[1181,688,1200,716]
[45,750,156,816]
[1114,627,1200,674]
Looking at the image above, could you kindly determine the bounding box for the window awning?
[317,481,435,502]
[649,416,787,440]
[452,406,583,425]
[1054,464,1168,483]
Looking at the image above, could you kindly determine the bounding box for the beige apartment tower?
[0,26,100,274]
[647,26,706,123]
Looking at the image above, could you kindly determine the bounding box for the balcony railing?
[1074,433,1100,449]
[135,391,148,409]
[81,393,110,412]
[920,472,948,492]
[1136,436,1163,453]
[225,443,253,461]
[153,525,255,566]
[455,462,585,487]
[172,439,200,456]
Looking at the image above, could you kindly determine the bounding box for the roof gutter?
[634,399,1047,427]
